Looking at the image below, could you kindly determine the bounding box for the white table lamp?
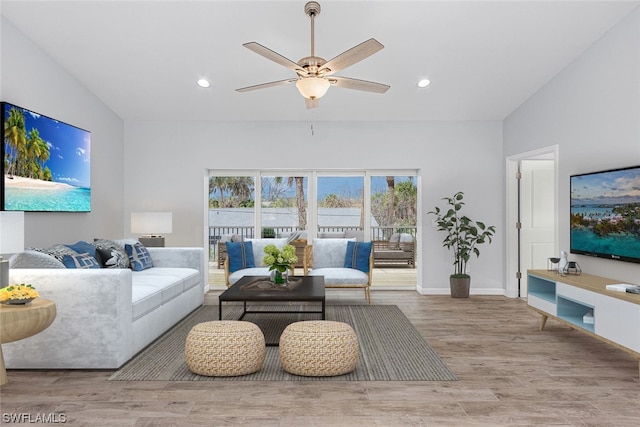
[0,211,25,287]
[131,212,172,247]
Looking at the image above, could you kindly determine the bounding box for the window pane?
[317,176,364,239]
[370,175,417,240]
[208,175,255,265]
[260,175,308,238]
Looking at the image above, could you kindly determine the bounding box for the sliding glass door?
[208,169,418,287]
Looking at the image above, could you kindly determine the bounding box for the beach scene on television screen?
[3,104,90,212]
[570,168,640,260]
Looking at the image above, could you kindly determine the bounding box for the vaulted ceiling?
[2,1,638,122]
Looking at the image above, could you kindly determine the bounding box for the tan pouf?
[279,320,359,377]
[185,321,265,376]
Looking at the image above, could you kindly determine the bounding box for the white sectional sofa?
[4,246,205,369]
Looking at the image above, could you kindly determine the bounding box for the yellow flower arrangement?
[0,284,40,302]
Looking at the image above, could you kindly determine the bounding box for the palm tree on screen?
[3,107,27,178]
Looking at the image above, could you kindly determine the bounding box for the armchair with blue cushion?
[303,238,373,304]
[223,238,293,287]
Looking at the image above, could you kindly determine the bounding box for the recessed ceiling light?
[417,79,431,88]
[197,78,211,88]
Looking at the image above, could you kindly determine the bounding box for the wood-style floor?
[1,290,639,426]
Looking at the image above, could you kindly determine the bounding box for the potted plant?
[428,192,496,298]
[263,244,298,285]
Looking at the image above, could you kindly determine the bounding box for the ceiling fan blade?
[319,39,384,75]
[243,42,306,75]
[236,78,297,93]
[305,98,319,109]
[330,76,390,94]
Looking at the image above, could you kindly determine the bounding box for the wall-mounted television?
[1,102,91,212]
[570,165,640,264]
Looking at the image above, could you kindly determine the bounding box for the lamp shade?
[296,77,330,99]
[0,211,25,254]
[131,212,172,235]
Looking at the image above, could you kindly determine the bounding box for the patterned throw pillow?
[30,244,79,262]
[93,239,130,268]
[62,253,101,269]
[95,247,125,268]
[64,241,98,258]
[125,242,153,271]
[10,250,66,269]
[344,241,372,273]
[226,241,255,273]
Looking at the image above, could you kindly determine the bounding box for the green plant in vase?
[263,244,298,285]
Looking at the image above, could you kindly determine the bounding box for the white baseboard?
[417,286,508,296]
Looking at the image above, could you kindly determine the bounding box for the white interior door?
[520,159,556,295]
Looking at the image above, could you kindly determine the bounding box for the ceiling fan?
[236,1,390,109]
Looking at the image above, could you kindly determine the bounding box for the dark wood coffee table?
[218,275,326,321]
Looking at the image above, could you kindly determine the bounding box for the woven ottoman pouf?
[185,321,265,377]
[279,320,359,377]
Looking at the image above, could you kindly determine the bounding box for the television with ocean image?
[570,165,640,264]
[1,102,90,212]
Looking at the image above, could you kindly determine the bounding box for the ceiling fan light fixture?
[296,77,330,99]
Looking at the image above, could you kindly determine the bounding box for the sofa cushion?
[133,267,199,293]
[308,267,369,285]
[226,241,255,272]
[312,238,353,268]
[246,238,287,267]
[159,267,200,291]
[62,253,101,269]
[399,233,414,251]
[131,284,164,321]
[344,230,364,241]
[228,267,271,285]
[125,243,154,271]
[318,232,346,239]
[344,241,372,273]
[10,250,66,269]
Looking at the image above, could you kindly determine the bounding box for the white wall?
[124,120,505,294]
[504,8,640,284]
[1,18,125,247]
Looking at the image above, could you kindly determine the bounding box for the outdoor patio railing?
[208,226,416,260]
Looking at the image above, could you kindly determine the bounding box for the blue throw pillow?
[125,243,154,271]
[226,241,255,273]
[344,241,372,273]
[64,240,97,258]
[62,253,101,269]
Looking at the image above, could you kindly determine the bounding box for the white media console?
[527,270,640,377]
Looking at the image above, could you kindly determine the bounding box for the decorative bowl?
[2,298,36,305]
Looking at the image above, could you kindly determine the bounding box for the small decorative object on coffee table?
[263,244,297,285]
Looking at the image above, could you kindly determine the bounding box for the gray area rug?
[109,304,457,381]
